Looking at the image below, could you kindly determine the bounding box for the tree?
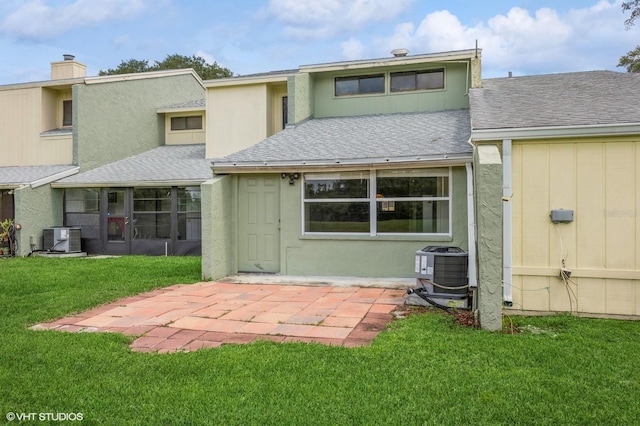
[98,54,233,80]
[622,0,640,28]
[619,1,640,72]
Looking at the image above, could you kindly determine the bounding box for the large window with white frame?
[303,168,450,235]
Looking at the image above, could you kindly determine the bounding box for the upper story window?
[390,69,444,92]
[170,115,203,131]
[335,74,385,96]
[62,100,72,127]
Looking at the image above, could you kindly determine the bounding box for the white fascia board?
[300,49,479,73]
[52,179,205,188]
[212,154,473,174]
[31,167,80,188]
[204,73,295,88]
[471,123,640,141]
[84,69,205,89]
[156,106,205,113]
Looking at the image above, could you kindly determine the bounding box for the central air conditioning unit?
[43,227,81,253]
[410,246,469,308]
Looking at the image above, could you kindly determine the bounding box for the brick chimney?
[50,54,86,80]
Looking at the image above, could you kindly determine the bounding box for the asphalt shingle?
[213,109,472,167]
[57,144,211,185]
[469,71,640,130]
[0,165,77,186]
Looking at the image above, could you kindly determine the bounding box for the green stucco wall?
[74,73,204,171]
[201,175,236,280]
[13,185,64,256]
[474,145,503,331]
[288,73,314,125]
[278,166,469,278]
[312,62,470,118]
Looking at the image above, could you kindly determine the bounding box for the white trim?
[465,163,477,287]
[301,166,453,237]
[31,167,79,188]
[300,49,479,73]
[212,154,472,174]
[472,123,640,141]
[84,68,205,89]
[51,179,205,188]
[502,139,513,304]
[204,73,294,87]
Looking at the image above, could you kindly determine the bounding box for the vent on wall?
[43,227,81,253]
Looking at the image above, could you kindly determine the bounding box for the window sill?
[299,233,453,242]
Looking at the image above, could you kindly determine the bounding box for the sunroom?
[53,145,211,255]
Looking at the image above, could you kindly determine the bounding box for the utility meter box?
[550,209,574,223]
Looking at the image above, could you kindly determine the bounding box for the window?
[62,100,72,126]
[133,188,171,239]
[304,171,370,233]
[376,169,449,233]
[64,188,100,239]
[282,96,288,129]
[390,69,444,92]
[304,168,450,235]
[178,187,201,241]
[335,74,385,96]
[170,115,203,131]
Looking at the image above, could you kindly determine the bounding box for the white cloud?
[372,1,633,77]
[195,50,216,65]
[340,38,365,60]
[0,0,151,39]
[267,0,414,40]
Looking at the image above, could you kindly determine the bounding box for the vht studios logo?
[6,412,84,422]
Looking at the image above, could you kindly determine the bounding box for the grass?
[1,256,640,425]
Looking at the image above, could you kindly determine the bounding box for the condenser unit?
[43,227,81,253]
[411,246,469,308]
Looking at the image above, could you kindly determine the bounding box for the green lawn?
[1,256,639,425]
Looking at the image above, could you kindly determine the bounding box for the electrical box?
[550,209,574,223]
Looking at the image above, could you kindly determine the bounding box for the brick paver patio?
[31,282,407,353]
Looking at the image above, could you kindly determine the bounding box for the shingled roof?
[0,165,78,188]
[54,145,211,187]
[469,71,640,130]
[212,109,472,171]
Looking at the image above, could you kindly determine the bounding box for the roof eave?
[51,179,206,189]
[471,123,640,141]
[204,73,295,88]
[300,49,479,73]
[211,153,473,174]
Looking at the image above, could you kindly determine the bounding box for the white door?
[238,175,280,273]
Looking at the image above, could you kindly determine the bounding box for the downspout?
[502,139,513,306]
[465,162,477,289]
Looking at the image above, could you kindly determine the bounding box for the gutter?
[52,179,207,189]
[465,162,477,288]
[472,122,640,141]
[211,153,473,174]
[31,167,79,188]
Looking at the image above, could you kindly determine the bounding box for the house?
[469,71,640,318]
[201,49,483,291]
[4,48,639,324]
[0,55,206,256]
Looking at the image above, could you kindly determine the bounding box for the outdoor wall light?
[281,173,300,185]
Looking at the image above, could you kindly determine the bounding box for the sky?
[0,0,638,85]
